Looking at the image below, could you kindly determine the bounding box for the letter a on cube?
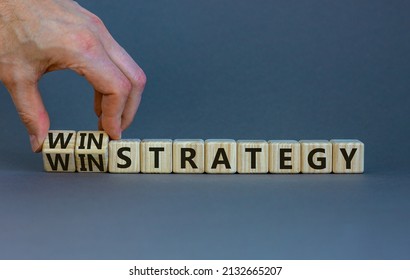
[205,140,236,174]
[43,130,77,172]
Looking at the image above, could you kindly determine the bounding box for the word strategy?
[42,131,364,174]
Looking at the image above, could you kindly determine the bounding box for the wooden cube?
[75,131,109,172]
[205,140,236,174]
[268,140,301,173]
[42,130,77,172]
[331,139,364,173]
[141,139,172,173]
[300,140,332,173]
[237,140,268,173]
[173,140,204,173]
[108,139,141,173]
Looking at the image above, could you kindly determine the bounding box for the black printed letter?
[181,148,197,169]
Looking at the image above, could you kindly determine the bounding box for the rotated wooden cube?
[331,139,364,173]
[300,140,332,173]
[75,131,109,172]
[205,140,236,174]
[42,130,77,172]
[173,139,204,173]
[141,139,172,173]
[237,140,268,173]
[109,139,141,173]
[268,140,301,173]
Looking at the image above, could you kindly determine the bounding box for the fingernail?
[29,134,42,153]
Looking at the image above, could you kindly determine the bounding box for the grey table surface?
[0,0,409,259]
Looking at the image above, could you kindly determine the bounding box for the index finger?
[67,41,132,139]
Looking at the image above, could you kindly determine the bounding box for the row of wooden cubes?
[42,130,364,174]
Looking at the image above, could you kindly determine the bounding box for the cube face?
[173,140,204,173]
[108,139,141,173]
[300,140,332,173]
[205,140,236,174]
[141,139,172,173]
[268,140,300,173]
[42,130,77,172]
[75,131,109,172]
[237,140,268,173]
[331,139,364,173]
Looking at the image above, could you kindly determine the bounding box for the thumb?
[5,79,50,152]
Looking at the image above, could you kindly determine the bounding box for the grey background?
[0,0,409,259]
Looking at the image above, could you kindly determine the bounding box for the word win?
[42,131,364,174]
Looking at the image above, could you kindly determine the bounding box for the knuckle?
[1,73,17,88]
[88,13,105,28]
[68,30,100,55]
[130,68,147,90]
[18,110,37,127]
[20,110,49,134]
[137,69,147,87]
[1,69,35,90]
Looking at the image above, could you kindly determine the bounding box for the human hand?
[0,0,146,152]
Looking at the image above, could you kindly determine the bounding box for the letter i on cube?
[75,131,109,172]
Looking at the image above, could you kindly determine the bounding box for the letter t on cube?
[141,139,172,173]
[237,140,268,173]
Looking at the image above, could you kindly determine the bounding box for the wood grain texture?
[268,140,301,173]
[42,130,77,172]
[108,139,141,173]
[237,140,268,173]
[75,131,109,172]
[300,140,332,173]
[331,139,364,173]
[205,139,236,174]
[173,139,204,173]
[141,139,172,173]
